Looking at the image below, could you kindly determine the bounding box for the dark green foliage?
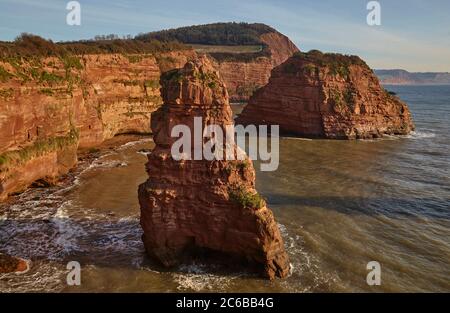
[383,88,399,100]
[61,55,83,70]
[155,55,177,73]
[210,48,271,62]
[194,70,219,89]
[144,79,160,89]
[343,87,356,109]
[293,50,369,77]
[330,89,343,107]
[0,66,13,82]
[228,184,265,209]
[236,160,250,172]
[126,55,143,63]
[0,33,65,58]
[40,71,63,84]
[39,88,54,96]
[113,79,140,86]
[136,22,276,46]
[161,67,220,90]
[29,67,40,80]
[283,62,298,74]
[330,87,356,111]
[0,88,14,99]
[302,63,318,76]
[160,69,182,83]
[0,127,79,172]
[61,39,188,55]
[0,33,189,60]
[236,83,261,97]
[88,148,100,154]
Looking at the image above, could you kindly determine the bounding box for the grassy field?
[190,44,262,54]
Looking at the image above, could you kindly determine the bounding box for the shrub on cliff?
[0,66,13,82]
[209,48,271,63]
[0,127,79,172]
[291,50,370,78]
[228,184,265,210]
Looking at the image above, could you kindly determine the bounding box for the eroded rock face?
[138,56,290,279]
[213,31,299,102]
[0,51,195,200]
[237,51,415,139]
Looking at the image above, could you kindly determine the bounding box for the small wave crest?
[173,263,241,292]
[277,223,340,292]
[117,138,153,151]
[406,130,436,139]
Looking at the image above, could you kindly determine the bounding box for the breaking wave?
[406,130,436,139]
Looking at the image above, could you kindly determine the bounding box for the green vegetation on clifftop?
[136,22,276,46]
[0,33,189,60]
[0,128,79,173]
[289,50,370,78]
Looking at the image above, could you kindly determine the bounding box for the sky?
[1,0,449,72]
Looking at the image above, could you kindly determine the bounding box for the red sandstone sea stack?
[236,50,415,139]
[138,56,290,279]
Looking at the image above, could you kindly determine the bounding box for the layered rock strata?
[212,31,299,102]
[237,51,415,139]
[0,51,195,200]
[138,57,290,279]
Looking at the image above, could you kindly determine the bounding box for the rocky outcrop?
[212,31,299,102]
[237,51,415,139]
[138,56,290,279]
[0,253,29,274]
[259,32,300,67]
[0,50,196,200]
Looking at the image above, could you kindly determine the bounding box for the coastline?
[1,133,151,205]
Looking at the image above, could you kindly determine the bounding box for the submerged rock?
[138,56,290,279]
[236,50,415,139]
[0,253,30,274]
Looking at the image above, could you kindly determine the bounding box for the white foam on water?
[381,134,401,141]
[117,138,153,151]
[281,137,313,141]
[0,262,65,293]
[90,159,127,169]
[91,216,142,254]
[173,263,239,292]
[50,201,87,259]
[406,130,436,139]
[277,223,339,292]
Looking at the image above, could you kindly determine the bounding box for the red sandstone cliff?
[237,51,415,139]
[211,31,299,102]
[0,50,195,200]
[138,56,290,279]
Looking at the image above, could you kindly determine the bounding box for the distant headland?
[375,69,450,85]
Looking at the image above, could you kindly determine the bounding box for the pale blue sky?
[1,0,449,71]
